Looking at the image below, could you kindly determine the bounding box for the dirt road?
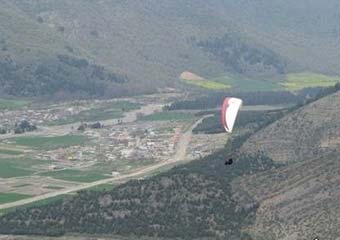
[0,115,209,211]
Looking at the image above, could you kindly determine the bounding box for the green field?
[281,72,340,91]
[47,101,140,126]
[40,169,109,183]
[182,74,281,91]
[0,194,70,215]
[0,149,23,155]
[139,111,195,121]
[44,186,64,190]
[14,184,31,188]
[182,79,230,90]
[212,75,281,91]
[8,135,87,150]
[0,158,37,178]
[0,157,51,178]
[0,193,32,204]
[0,98,29,110]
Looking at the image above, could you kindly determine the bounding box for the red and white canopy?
[221,97,243,133]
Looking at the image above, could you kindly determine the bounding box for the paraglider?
[225,158,233,165]
[221,97,243,165]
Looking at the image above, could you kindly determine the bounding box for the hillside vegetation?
[2,1,340,97]
[0,152,278,239]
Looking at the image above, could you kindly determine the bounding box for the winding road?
[0,115,210,211]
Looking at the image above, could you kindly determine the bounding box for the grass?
[182,73,281,91]
[139,111,195,121]
[281,72,340,91]
[44,186,64,190]
[0,158,38,178]
[14,184,31,188]
[0,98,29,110]
[212,74,281,91]
[40,169,109,183]
[0,194,70,215]
[0,193,32,204]
[182,79,230,90]
[0,148,23,155]
[8,135,87,150]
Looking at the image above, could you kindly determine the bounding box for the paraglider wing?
[221,97,243,133]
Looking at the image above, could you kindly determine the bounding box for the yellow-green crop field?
[281,72,340,91]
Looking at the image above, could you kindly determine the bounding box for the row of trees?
[167,84,340,111]
[167,90,303,111]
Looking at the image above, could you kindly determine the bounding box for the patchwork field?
[182,72,340,91]
[281,72,340,91]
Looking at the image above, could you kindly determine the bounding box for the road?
[0,115,209,211]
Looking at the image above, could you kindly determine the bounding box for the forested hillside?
[0,152,277,239]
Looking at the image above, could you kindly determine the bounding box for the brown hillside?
[240,91,340,163]
[234,152,340,240]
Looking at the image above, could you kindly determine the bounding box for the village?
[0,93,227,201]
[29,121,186,175]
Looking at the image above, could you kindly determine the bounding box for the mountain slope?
[235,152,340,240]
[241,90,340,162]
[0,1,130,98]
[3,0,340,97]
[233,88,340,239]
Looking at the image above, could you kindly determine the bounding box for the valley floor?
[0,93,225,212]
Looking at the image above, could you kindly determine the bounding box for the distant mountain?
[2,0,340,97]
